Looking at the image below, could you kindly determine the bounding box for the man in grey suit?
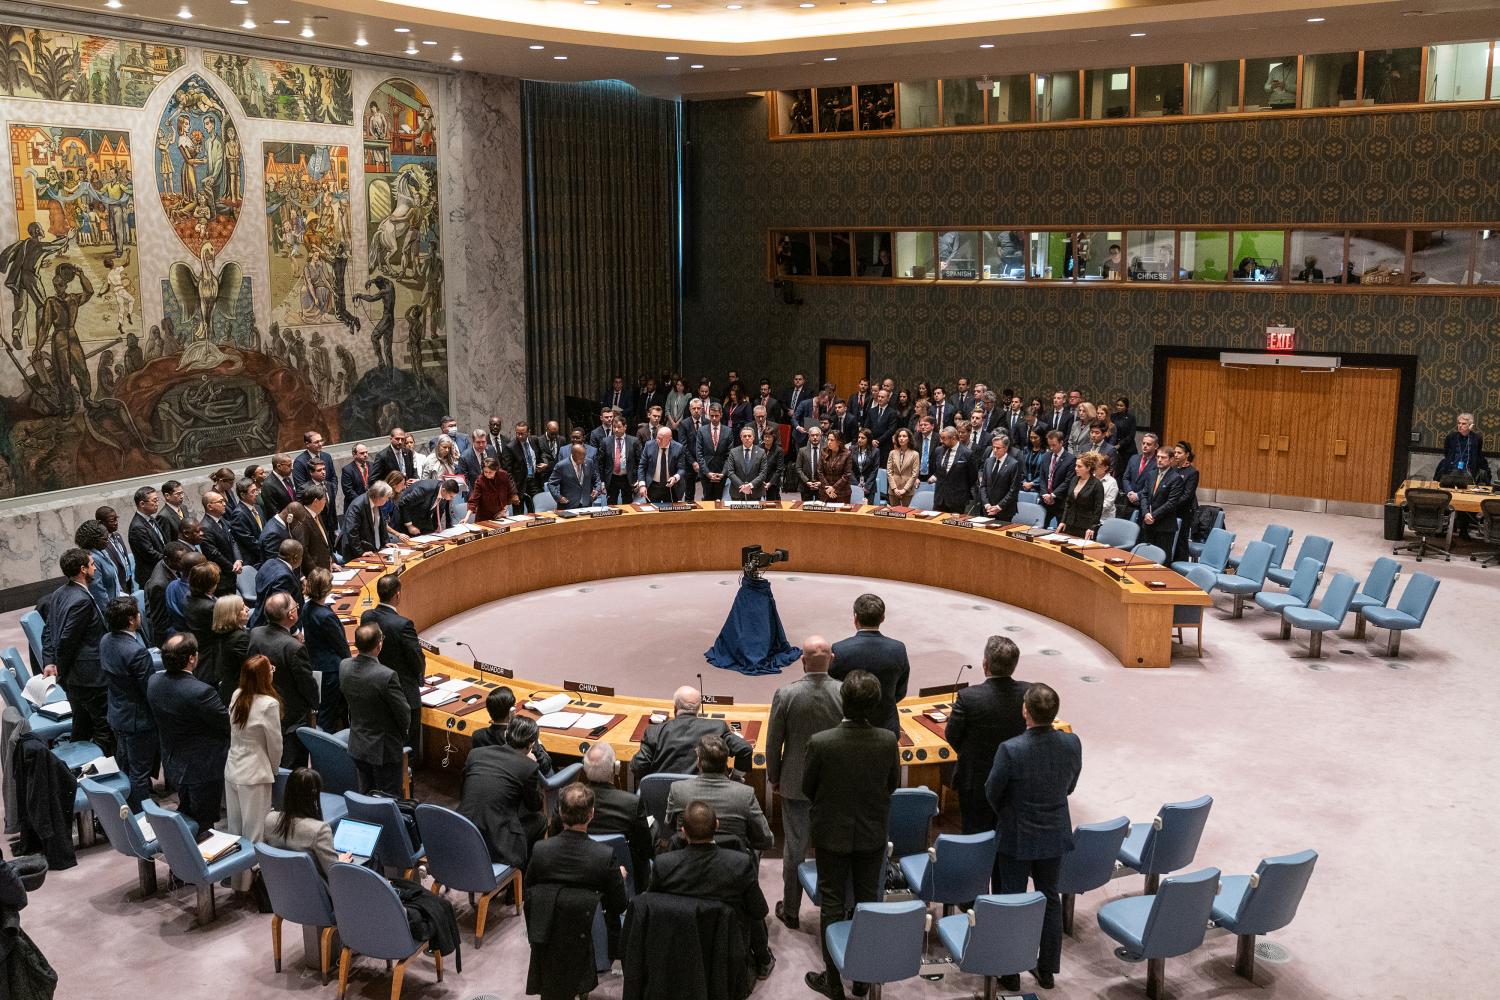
[765,635,843,929]
[663,734,773,851]
[726,426,769,500]
[340,623,411,795]
[985,682,1083,992]
[546,443,603,510]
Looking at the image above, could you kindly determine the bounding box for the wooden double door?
[1162,357,1400,504]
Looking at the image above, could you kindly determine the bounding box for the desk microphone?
[953,662,971,695]
[697,671,710,706]
[454,640,479,666]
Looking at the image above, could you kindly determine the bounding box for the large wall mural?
[0,25,183,107]
[205,51,354,125]
[154,74,243,256]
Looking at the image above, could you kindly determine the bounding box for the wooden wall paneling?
[1277,366,1335,499]
[1323,366,1402,503]
[1217,364,1280,494]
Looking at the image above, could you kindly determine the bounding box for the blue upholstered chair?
[81,776,175,896]
[1097,867,1222,1000]
[1214,540,1275,618]
[129,589,150,645]
[1282,571,1358,658]
[532,491,558,513]
[1225,523,1292,573]
[1017,490,1040,506]
[1186,508,1225,559]
[1211,849,1318,980]
[273,767,349,824]
[911,488,936,511]
[19,610,45,672]
[825,900,929,1000]
[299,726,360,796]
[799,842,892,913]
[1117,795,1213,894]
[1266,535,1332,587]
[935,892,1045,994]
[1362,572,1440,657]
[1130,543,1167,565]
[329,862,444,1000]
[142,800,256,923]
[2,643,28,685]
[1170,527,1233,576]
[589,833,637,973]
[1056,815,1130,935]
[1096,517,1140,548]
[343,791,424,876]
[899,831,996,912]
[543,762,584,817]
[0,651,73,745]
[876,468,888,500]
[1256,557,1324,636]
[415,803,522,947]
[254,843,338,982]
[888,786,940,860]
[1015,501,1045,527]
[236,566,258,607]
[1348,557,1401,639]
[1173,565,1218,655]
[637,772,692,834]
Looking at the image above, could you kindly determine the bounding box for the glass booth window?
[1474,230,1500,285]
[1135,64,1185,117]
[941,79,985,126]
[1289,230,1345,284]
[1189,60,1240,114]
[814,232,854,277]
[1181,231,1230,281]
[1036,72,1080,121]
[985,75,1032,123]
[1083,68,1131,119]
[937,232,981,279]
[1410,229,1474,285]
[857,84,896,130]
[1425,43,1491,102]
[1125,231,1175,281]
[1230,231,1285,282]
[774,232,813,276]
[1245,56,1298,110]
[982,231,1027,279]
[1078,231,1126,280]
[1363,48,1422,104]
[1493,49,1500,99]
[894,231,936,279]
[776,90,815,134]
[816,87,856,132]
[1301,52,1360,107]
[1028,231,1071,280]
[1348,229,1408,284]
[854,232,893,277]
[898,79,940,129]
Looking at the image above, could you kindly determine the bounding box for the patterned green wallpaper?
[682,98,1500,446]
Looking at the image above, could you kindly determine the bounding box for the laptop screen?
[332,819,382,858]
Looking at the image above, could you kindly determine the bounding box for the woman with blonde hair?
[224,654,283,889]
[421,433,462,484]
[1058,451,1106,539]
[1067,402,1098,455]
[202,593,251,705]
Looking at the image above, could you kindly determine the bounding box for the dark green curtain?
[523,80,681,428]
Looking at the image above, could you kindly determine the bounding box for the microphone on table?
[953,662,971,695]
[697,671,710,707]
[454,640,479,666]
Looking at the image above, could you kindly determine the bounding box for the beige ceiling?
[36,0,1500,98]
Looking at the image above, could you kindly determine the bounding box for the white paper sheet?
[536,711,583,729]
[420,690,459,708]
[435,678,472,693]
[574,712,614,730]
[525,693,572,716]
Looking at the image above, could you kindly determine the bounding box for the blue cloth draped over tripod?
[705,574,802,676]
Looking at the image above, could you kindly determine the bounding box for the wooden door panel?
[1322,367,1401,503]
[822,343,868,402]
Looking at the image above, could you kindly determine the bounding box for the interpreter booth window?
[775,89,815,135]
[854,232,894,277]
[774,232,813,276]
[1230,231,1285,283]
[1493,49,1500,99]
[1036,72,1080,122]
[1410,229,1474,285]
[1180,231,1230,281]
[1348,229,1408,284]
[985,75,1032,123]
[893,231,936,279]
[1134,64,1185,117]
[1363,49,1422,104]
[857,84,896,130]
[816,87,856,133]
[941,79,985,126]
[937,231,981,279]
[981,231,1027,279]
[1125,231,1175,281]
[1475,231,1500,286]
[1027,231,1071,280]
[1078,231,1126,280]
[1245,56,1298,110]
[1289,230,1345,284]
[898,79,940,129]
[1301,52,1360,108]
[1424,43,1491,102]
[814,232,855,277]
[1083,68,1130,119]
[1189,60,1240,114]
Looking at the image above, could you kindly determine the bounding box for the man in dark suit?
[599,374,635,418]
[457,428,492,487]
[829,594,910,737]
[1047,391,1074,443]
[913,417,939,480]
[249,592,319,767]
[547,443,603,510]
[652,800,776,980]
[100,596,159,811]
[250,539,303,628]
[38,548,112,755]
[146,633,229,834]
[765,636,843,928]
[360,574,425,765]
[228,479,266,567]
[597,417,642,505]
[257,505,293,564]
[339,443,375,509]
[144,541,190,646]
[946,635,1030,833]
[754,380,783,425]
[636,426,687,502]
[864,388,899,456]
[675,398,706,500]
[1120,433,1159,520]
[827,399,858,445]
[260,454,298,520]
[371,427,419,482]
[792,426,826,501]
[504,422,547,513]
[726,426,769,501]
[1030,430,1075,526]
[198,491,241,595]
[291,430,338,488]
[339,623,410,795]
[303,461,340,539]
[986,683,1083,992]
[630,686,753,778]
[156,480,187,542]
[803,671,901,1000]
[338,481,394,560]
[782,373,808,433]
[929,427,975,514]
[578,742,653,884]
[930,385,958,429]
[975,434,1024,520]
[955,377,975,418]
[460,716,545,867]
[470,687,553,774]
[96,504,136,593]
[846,378,872,425]
[394,477,461,534]
[696,404,733,500]
[128,485,168,583]
[1139,447,1186,555]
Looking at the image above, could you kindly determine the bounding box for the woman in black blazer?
[301,568,351,732]
[759,427,786,500]
[850,428,881,501]
[1058,452,1106,539]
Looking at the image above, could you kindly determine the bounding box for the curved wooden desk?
[335,503,1205,775]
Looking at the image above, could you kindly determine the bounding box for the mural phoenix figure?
[166,242,243,369]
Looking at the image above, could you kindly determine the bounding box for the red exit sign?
[1266,326,1296,352]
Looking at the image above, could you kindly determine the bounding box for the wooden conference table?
[331,501,1206,786]
[1393,479,1496,545]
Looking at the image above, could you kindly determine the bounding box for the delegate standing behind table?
[147,634,229,834]
[100,596,160,812]
[360,574,426,766]
[829,594,910,737]
[946,635,1029,834]
[37,548,113,756]
[340,624,410,796]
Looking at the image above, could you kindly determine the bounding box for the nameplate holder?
[422,547,442,559]
[474,660,514,679]
[418,639,440,655]
[942,517,975,528]
[919,682,970,697]
[1060,546,1086,560]
[565,680,615,697]
[701,693,736,706]
[873,508,907,519]
[589,507,623,518]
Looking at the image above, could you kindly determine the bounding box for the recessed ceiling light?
[229,0,247,4]
[300,25,314,38]
[872,0,887,4]
[799,2,815,6]
[729,66,742,71]
[690,63,704,69]
[404,43,417,54]
[529,44,545,49]
[355,36,368,46]
[1307,16,1326,22]
[422,39,437,46]
[272,18,289,24]
[240,16,255,28]
[657,2,673,7]
[727,2,742,7]
[584,0,600,4]
[554,54,568,60]
[176,6,192,19]
[394,26,410,33]
[979,42,994,49]
[104,0,122,8]
[1129,31,1146,37]
[665,55,680,60]
[823,56,837,61]
[450,51,463,62]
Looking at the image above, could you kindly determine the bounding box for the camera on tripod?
[742,545,789,580]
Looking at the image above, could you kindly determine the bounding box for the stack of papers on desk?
[1064,538,1104,548]
[1040,533,1071,542]
[197,830,242,863]
[436,524,483,538]
[433,678,472,694]
[332,570,361,585]
[967,516,994,525]
[421,689,460,708]
[378,547,416,558]
[525,693,572,716]
[537,711,614,730]
[410,534,445,544]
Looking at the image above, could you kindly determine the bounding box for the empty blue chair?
[1173,565,1218,655]
[142,800,256,923]
[1214,540,1275,618]
[825,900,929,1000]
[1186,508,1225,559]
[1282,571,1358,658]
[532,491,558,513]
[900,831,996,912]
[850,485,866,505]
[637,772,692,833]
[1170,526,1233,576]
[255,843,338,982]
[1097,867,1222,1000]
[299,726,360,796]
[1211,849,1318,980]
[1226,523,1293,573]
[129,589,149,645]
[1057,815,1130,935]
[1096,517,1140,548]
[1018,490,1040,506]
[236,566,258,607]
[2,644,29,685]
[1257,557,1324,637]
[19,610,44,672]
[343,791,424,875]
[590,833,636,973]
[888,786,939,860]
[936,892,1045,995]
[1015,501,1045,527]
[543,762,584,817]
[1117,795,1212,894]
[329,862,444,1000]
[1266,535,1332,587]
[1363,572,1440,657]
[1130,543,1166,565]
[415,802,522,947]
[81,776,175,896]
[1348,557,1401,639]
[911,488,936,512]
[876,467,888,501]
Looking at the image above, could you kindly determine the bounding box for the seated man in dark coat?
[572,742,653,884]
[629,685,753,779]
[460,715,545,868]
[470,686,554,775]
[525,782,628,1000]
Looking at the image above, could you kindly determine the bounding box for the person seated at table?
[460,715,546,868]
[630,686,752,779]
[664,735,773,852]
[570,742,653,882]
[471,686,554,775]
[265,767,353,878]
[1437,412,1487,482]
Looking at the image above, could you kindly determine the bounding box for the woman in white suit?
[225,653,283,888]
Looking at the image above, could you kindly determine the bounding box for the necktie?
[358,463,367,487]
[573,461,583,487]
[1049,454,1058,487]
[435,496,444,529]
[1154,470,1165,493]
[657,447,667,483]
[920,438,930,476]
[811,448,818,479]
[712,426,719,449]
[282,476,293,498]
[614,439,624,474]
[944,448,954,473]
[525,444,535,476]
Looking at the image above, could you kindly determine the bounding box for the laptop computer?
[332,819,383,865]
